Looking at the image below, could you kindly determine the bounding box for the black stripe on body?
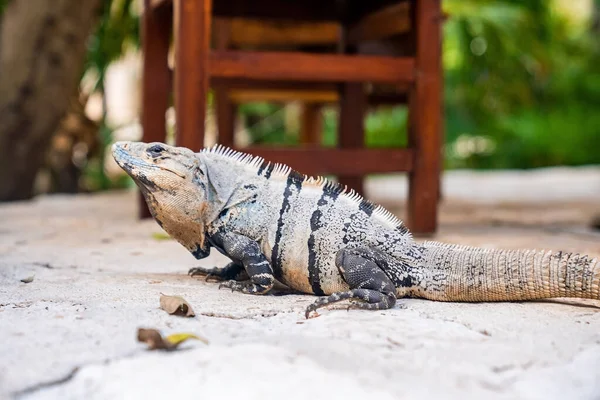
[287,170,304,183]
[322,180,345,196]
[271,173,303,281]
[342,218,351,245]
[257,161,275,179]
[359,199,375,216]
[395,224,410,236]
[256,162,266,176]
[264,164,274,179]
[307,186,340,296]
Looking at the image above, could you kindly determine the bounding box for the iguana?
[112,141,600,318]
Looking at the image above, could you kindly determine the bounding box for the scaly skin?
[112,141,600,317]
[418,242,600,301]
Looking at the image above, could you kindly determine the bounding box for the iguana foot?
[188,266,221,282]
[305,246,397,318]
[209,232,275,295]
[218,279,272,294]
[188,262,248,282]
[305,289,396,318]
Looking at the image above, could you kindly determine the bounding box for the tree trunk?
[593,0,600,37]
[0,0,102,201]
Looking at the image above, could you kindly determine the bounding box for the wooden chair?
[141,0,443,235]
[211,15,412,157]
[210,17,342,152]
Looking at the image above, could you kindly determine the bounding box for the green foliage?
[86,0,140,91]
[241,104,409,150]
[242,0,600,170]
[364,107,408,148]
[0,0,10,15]
[443,0,600,169]
[239,103,296,145]
[82,0,140,191]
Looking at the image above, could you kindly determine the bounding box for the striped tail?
[419,241,600,302]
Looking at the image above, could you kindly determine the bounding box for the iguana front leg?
[209,231,275,294]
[305,247,397,318]
[189,262,249,282]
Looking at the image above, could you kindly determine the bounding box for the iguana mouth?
[112,145,148,173]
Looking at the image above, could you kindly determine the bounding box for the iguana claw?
[218,280,239,292]
[188,266,208,277]
[189,266,224,282]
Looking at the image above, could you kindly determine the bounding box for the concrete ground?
[1,167,600,400]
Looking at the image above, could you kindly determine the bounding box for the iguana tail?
[419,241,600,302]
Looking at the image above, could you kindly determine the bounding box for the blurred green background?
[243,0,600,170]
[2,0,599,195]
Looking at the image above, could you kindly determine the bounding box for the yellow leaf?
[166,332,209,346]
[137,328,208,351]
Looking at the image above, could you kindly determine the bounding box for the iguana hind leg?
[211,232,275,295]
[305,247,397,318]
[189,262,249,282]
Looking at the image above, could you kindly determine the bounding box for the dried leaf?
[159,293,195,317]
[137,328,207,351]
[138,328,167,350]
[151,232,172,241]
[20,275,34,283]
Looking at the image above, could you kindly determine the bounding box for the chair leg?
[300,103,322,145]
[174,0,212,151]
[407,0,442,235]
[139,2,172,219]
[338,83,366,195]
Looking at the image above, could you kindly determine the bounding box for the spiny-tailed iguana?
[112,141,600,318]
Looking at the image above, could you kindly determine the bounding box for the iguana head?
[112,141,265,259]
[112,141,213,258]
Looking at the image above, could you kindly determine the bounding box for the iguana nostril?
[111,141,129,154]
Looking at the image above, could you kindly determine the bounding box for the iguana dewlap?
[112,141,600,317]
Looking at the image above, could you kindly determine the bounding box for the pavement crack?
[12,350,141,399]
[13,367,80,398]
[199,310,281,319]
[0,302,33,309]
[32,262,54,269]
[198,308,300,320]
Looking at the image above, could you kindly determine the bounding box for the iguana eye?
[147,144,164,157]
